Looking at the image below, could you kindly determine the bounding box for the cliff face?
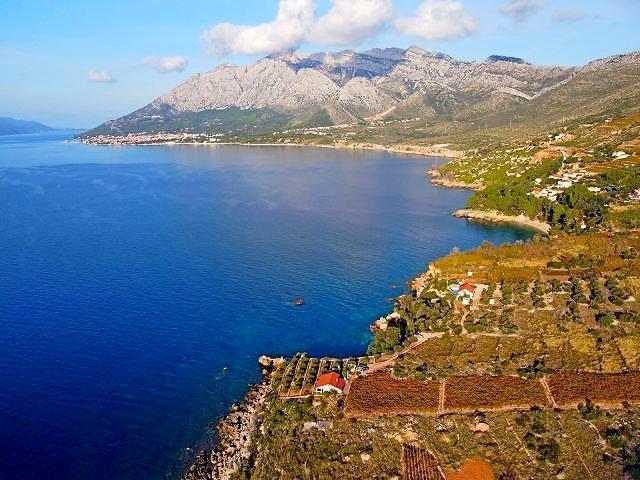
[84,48,639,136]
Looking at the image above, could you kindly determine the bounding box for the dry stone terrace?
[269,353,373,398]
[269,332,449,399]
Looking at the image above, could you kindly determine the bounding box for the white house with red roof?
[457,282,475,296]
[456,282,475,305]
[315,371,346,394]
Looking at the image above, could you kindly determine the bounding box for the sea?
[0,132,533,479]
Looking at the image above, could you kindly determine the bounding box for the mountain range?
[0,117,53,136]
[83,47,640,138]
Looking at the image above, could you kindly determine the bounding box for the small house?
[315,372,346,394]
[458,283,475,297]
[456,283,475,304]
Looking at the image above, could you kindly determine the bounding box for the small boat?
[295,297,304,306]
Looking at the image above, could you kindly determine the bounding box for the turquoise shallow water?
[0,132,533,479]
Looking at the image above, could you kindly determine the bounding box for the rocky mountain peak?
[84,48,640,137]
[580,50,640,73]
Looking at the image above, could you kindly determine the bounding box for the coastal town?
[81,132,223,145]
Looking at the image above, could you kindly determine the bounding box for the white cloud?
[143,56,189,73]
[201,0,315,55]
[87,70,116,83]
[499,0,542,22]
[309,0,393,45]
[394,0,477,41]
[201,0,393,55]
[553,9,587,23]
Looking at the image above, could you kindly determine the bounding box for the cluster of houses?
[531,169,587,202]
[82,132,223,145]
[629,188,640,203]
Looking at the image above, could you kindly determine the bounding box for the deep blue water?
[0,132,533,479]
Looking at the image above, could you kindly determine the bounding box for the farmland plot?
[401,445,445,480]
[547,371,640,407]
[345,372,440,416]
[444,376,548,412]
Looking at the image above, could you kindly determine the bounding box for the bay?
[0,132,532,479]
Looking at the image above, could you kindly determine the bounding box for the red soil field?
[547,371,640,406]
[446,459,496,480]
[345,372,440,416]
[345,371,640,418]
[401,445,446,480]
[444,376,548,411]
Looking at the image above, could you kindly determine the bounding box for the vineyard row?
[345,371,640,416]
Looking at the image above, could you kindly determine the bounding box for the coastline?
[176,141,546,479]
[183,381,271,480]
[429,176,483,191]
[453,208,551,234]
[427,168,484,191]
[79,136,466,160]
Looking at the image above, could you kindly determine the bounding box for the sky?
[0,0,638,128]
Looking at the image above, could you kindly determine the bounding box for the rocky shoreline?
[79,134,465,160]
[453,208,551,234]
[182,381,271,480]
[427,168,483,190]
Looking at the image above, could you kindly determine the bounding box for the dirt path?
[505,418,535,463]
[539,377,557,408]
[366,332,446,373]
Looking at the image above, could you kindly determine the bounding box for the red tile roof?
[315,371,346,391]
[459,283,475,293]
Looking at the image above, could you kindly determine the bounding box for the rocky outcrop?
[428,168,482,190]
[580,50,640,74]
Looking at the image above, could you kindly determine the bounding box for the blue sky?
[0,0,638,128]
